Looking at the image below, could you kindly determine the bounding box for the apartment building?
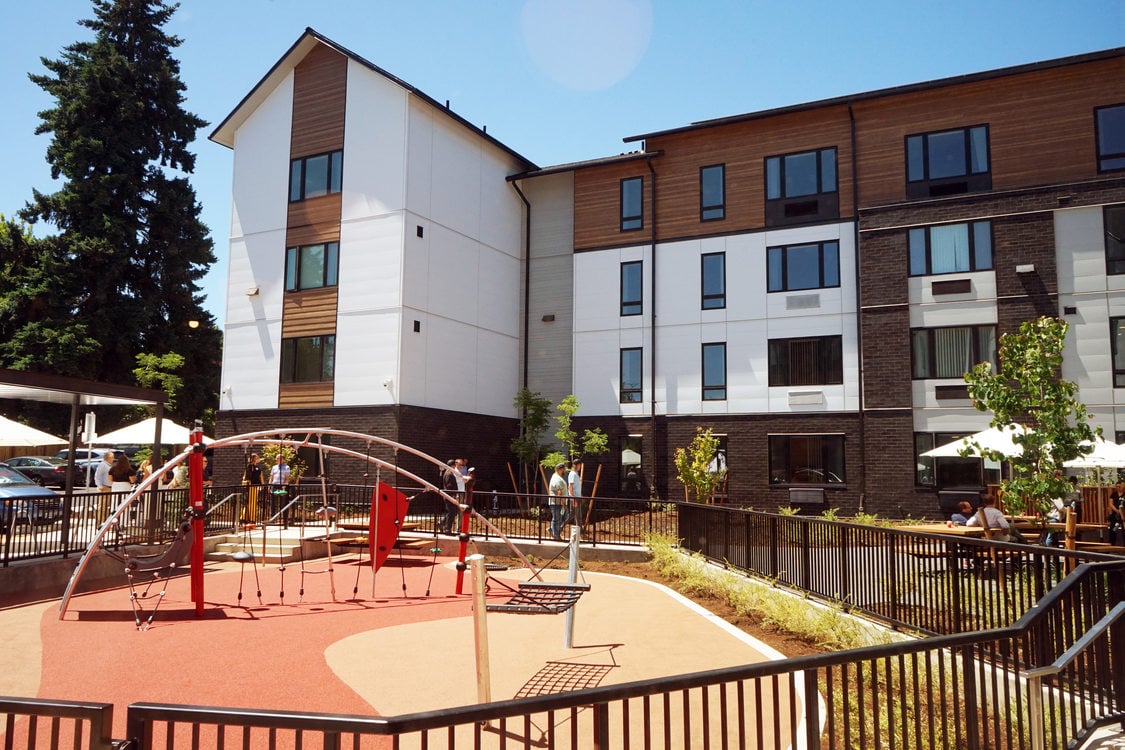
[211,29,1124,516]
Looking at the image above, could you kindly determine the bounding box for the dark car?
[0,464,64,531]
[2,456,69,487]
[53,448,112,486]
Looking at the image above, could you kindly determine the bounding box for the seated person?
[949,500,975,525]
[966,495,1011,542]
[1108,503,1125,546]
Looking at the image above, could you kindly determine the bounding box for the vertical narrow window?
[1105,204,1125,275]
[620,261,642,316]
[1112,317,1125,387]
[701,252,726,310]
[702,343,727,400]
[700,164,725,221]
[621,177,643,231]
[620,348,642,403]
[1096,105,1125,172]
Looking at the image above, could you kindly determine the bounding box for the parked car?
[0,464,64,531]
[53,448,111,486]
[1,456,70,488]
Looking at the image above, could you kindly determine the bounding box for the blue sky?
[1,1,1121,321]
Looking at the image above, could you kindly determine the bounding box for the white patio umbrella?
[1064,437,1125,469]
[921,424,1027,458]
[0,414,66,446]
[621,448,642,466]
[92,417,213,446]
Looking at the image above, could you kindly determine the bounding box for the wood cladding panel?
[854,57,1125,206]
[282,287,338,338]
[278,381,334,409]
[291,44,347,158]
[286,194,342,246]
[574,163,652,250]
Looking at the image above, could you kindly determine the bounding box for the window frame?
[701,342,727,401]
[766,241,840,292]
[620,261,643,316]
[619,347,643,403]
[1111,317,1125,388]
[910,325,997,380]
[620,177,643,231]
[908,220,993,277]
[700,164,725,221]
[289,150,344,203]
[767,335,843,387]
[1105,204,1125,276]
[279,334,336,384]
[701,252,726,310]
[765,147,837,200]
[285,241,340,292]
[905,125,990,198]
[1095,104,1125,173]
[768,434,846,486]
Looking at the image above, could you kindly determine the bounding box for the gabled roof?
[209,28,536,170]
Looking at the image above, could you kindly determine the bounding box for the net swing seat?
[485,580,590,615]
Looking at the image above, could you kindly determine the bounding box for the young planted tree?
[511,388,552,493]
[963,316,1096,516]
[15,0,219,424]
[674,427,727,504]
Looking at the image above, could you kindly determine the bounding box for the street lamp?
[187,320,200,329]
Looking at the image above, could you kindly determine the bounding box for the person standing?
[109,452,135,492]
[548,462,569,541]
[567,458,583,527]
[440,459,464,534]
[269,453,291,522]
[93,452,113,523]
[242,453,263,524]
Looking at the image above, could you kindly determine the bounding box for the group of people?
[240,452,292,524]
[440,457,472,534]
[948,473,1084,545]
[548,458,583,541]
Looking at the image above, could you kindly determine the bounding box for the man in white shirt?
[93,453,113,523]
[966,495,1010,542]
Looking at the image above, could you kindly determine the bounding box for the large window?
[1111,317,1125,387]
[767,241,840,292]
[701,252,725,309]
[619,435,645,498]
[700,164,725,221]
[768,336,843,386]
[768,434,845,485]
[286,242,340,291]
[1096,104,1125,172]
[766,148,837,199]
[1106,205,1125,275]
[620,261,642,316]
[906,125,990,197]
[909,221,992,276]
[621,177,643,231]
[289,150,343,202]
[911,325,996,379]
[620,348,642,403]
[280,335,336,383]
[702,342,727,400]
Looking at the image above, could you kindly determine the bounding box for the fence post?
[591,702,610,749]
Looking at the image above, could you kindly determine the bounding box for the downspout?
[848,103,867,513]
[645,154,657,493]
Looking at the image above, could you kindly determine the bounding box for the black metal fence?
[3,500,1124,748]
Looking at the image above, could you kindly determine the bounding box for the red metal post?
[189,424,205,616]
[454,480,475,594]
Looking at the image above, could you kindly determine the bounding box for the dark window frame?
[905,124,991,198]
[620,177,643,231]
[1111,316,1125,388]
[765,147,838,200]
[1105,204,1125,276]
[768,434,846,486]
[620,347,643,403]
[1095,104,1125,173]
[620,260,643,316]
[767,335,843,387]
[700,164,725,221]
[910,325,997,380]
[702,342,727,401]
[701,252,726,309]
[908,220,993,277]
[289,150,344,203]
[280,334,336,384]
[767,241,840,292]
[285,241,340,291]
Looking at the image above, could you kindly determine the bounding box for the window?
[621,177,643,231]
[768,336,843,386]
[1096,104,1125,172]
[620,347,642,403]
[280,334,336,383]
[1106,205,1125,275]
[620,261,642,316]
[619,435,644,497]
[289,150,343,202]
[700,165,725,221]
[768,435,845,485]
[914,432,1002,488]
[909,221,992,276]
[702,343,726,400]
[766,148,837,199]
[906,125,990,197]
[701,252,725,309]
[285,242,340,291]
[911,325,996,379]
[767,241,839,292]
[1111,317,1125,387]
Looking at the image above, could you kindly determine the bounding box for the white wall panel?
[473,329,519,416]
[425,225,480,324]
[428,123,482,239]
[1055,206,1108,295]
[229,74,292,241]
[220,321,282,410]
[338,213,405,314]
[341,61,408,220]
[909,299,997,328]
[423,317,479,412]
[572,332,627,414]
[476,247,521,338]
[334,309,400,406]
[907,272,996,306]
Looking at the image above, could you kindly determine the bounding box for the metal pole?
[565,524,580,648]
[469,554,491,705]
[189,422,205,617]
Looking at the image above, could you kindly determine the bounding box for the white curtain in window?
[934,327,972,378]
[929,224,970,274]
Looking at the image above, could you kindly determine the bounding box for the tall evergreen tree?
[15,0,220,425]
